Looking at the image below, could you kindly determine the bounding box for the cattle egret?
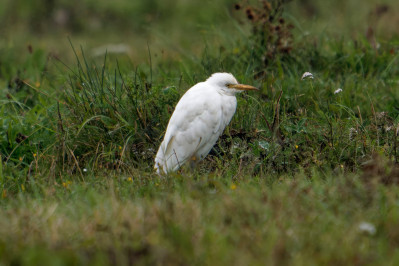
[154,72,258,174]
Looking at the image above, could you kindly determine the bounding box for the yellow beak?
[230,84,258,91]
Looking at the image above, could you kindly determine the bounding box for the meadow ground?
[1,0,399,264]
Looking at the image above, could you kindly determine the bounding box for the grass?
[2,170,399,265]
[1,0,399,264]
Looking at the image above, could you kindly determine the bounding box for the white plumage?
[154,73,257,174]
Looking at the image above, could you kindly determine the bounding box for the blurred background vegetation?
[1,0,398,61]
[0,0,238,62]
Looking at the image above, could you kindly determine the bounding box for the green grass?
[2,169,399,265]
[1,0,399,264]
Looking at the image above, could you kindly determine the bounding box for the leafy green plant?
[234,0,295,71]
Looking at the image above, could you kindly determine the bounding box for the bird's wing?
[157,83,224,172]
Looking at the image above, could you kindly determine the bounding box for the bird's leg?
[189,155,202,180]
[189,155,197,170]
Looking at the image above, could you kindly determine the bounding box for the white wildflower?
[349,127,358,140]
[376,112,387,119]
[83,168,87,172]
[358,222,376,235]
[334,88,343,94]
[301,72,314,80]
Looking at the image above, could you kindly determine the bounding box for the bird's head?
[205,72,258,95]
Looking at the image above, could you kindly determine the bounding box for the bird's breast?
[221,96,237,122]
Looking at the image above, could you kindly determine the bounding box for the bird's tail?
[154,142,183,175]
[154,150,164,175]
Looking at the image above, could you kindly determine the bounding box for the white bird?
[154,72,258,174]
